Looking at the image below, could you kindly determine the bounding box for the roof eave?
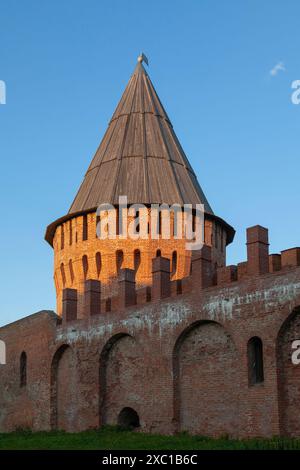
[45,207,235,247]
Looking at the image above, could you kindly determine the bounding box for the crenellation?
[118,268,136,309]
[59,228,300,318]
[281,248,300,268]
[269,254,282,272]
[84,279,101,317]
[237,261,248,280]
[246,225,269,275]
[191,245,213,289]
[62,288,77,322]
[152,256,171,301]
[217,265,238,285]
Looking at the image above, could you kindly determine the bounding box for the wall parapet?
[61,225,300,322]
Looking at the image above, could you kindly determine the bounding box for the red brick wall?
[174,321,240,436]
[277,307,300,437]
[53,211,227,315]
[51,345,78,431]
[0,311,57,432]
[1,246,300,438]
[100,334,142,426]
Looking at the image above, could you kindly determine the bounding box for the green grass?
[0,427,299,450]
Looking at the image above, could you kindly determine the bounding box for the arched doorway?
[173,320,240,436]
[118,407,140,429]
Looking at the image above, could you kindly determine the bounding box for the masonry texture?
[0,57,299,437]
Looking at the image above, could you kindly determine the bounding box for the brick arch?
[173,320,240,436]
[276,306,300,436]
[50,344,77,431]
[99,333,141,427]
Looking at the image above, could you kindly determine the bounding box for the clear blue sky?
[0,0,299,326]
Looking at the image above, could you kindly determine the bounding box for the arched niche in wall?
[99,333,141,427]
[276,306,300,437]
[50,344,78,431]
[172,320,240,436]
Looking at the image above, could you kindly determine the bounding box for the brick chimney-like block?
[152,256,171,274]
[62,288,77,322]
[84,279,101,316]
[191,245,212,289]
[246,225,269,275]
[191,244,211,263]
[118,268,136,308]
[269,254,282,272]
[152,256,171,300]
[118,268,136,283]
[246,225,269,244]
[281,248,300,268]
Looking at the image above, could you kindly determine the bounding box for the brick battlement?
[2,222,300,437]
[52,209,229,316]
[61,224,300,322]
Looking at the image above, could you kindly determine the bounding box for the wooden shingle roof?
[45,57,235,245]
[69,59,213,213]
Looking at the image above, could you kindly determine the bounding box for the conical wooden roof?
[45,57,235,245]
[69,60,213,213]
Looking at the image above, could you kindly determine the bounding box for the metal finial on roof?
[137,52,149,66]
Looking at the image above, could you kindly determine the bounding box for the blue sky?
[0,0,299,326]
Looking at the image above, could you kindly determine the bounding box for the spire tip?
[137,53,149,66]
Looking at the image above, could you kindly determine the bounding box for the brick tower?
[45,55,234,315]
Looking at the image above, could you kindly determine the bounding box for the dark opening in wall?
[96,214,100,238]
[192,212,196,233]
[134,249,141,274]
[69,220,72,245]
[156,249,161,257]
[60,263,66,287]
[69,259,75,284]
[135,210,140,234]
[20,351,27,387]
[117,407,140,430]
[248,336,264,386]
[158,211,162,235]
[116,250,124,274]
[116,209,124,236]
[82,215,88,241]
[82,255,89,280]
[172,251,177,276]
[96,252,102,277]
[61,225,64,250]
